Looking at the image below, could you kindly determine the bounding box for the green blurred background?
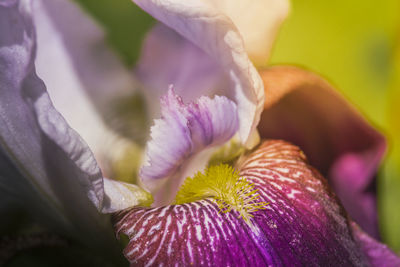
[75,0,400,252]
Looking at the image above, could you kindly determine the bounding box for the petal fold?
[113,140,398,266]
[258,66,386,239]
[0,1,124,258]
[140,88,238,205]
[209,0,290,64]
[132,0,265,146]
[33,0,146,175]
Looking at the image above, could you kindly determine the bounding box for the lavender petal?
[0,1,126,257]
[140,88,238,205]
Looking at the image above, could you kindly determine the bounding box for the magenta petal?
[258,66,386,239]
[112,140,397,266]
[352,222,400,267]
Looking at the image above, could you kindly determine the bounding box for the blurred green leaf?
[75,0,154,66]
[381,37,400,252]
[270,0,398,126]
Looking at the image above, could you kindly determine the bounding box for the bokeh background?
[75,0,400,252]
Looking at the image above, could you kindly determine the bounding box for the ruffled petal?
[258,66,386,239]
[132,0,265,146]
[140,88,238,205]
[114,140,398,266]
[32,0,146,174]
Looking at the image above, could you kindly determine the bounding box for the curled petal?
[32,0,146,171]
[132,0,265,146]
[140,88,238,205]
[0,1,132,259]
[0,0,104,225]
[258,66,386,239]
[115,140,398,266]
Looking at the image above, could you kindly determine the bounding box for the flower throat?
[175,164,268,228]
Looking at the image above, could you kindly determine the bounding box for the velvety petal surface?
[32,0,146,176]
[0,1,134,258]
[132,0,265,146]
[114,140,399,266]
[140,88,238,205]
[258,66,386,239]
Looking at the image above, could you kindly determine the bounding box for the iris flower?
[0,0,399,266]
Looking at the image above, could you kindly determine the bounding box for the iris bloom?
[0,0,399,266]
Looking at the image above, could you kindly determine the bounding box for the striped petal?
[115,140,398,266]
[140,88,238,205]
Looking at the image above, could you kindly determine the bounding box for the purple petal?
[258,66,386,239]
[0,0,128,254]
[132,0,265,145]
[352,222,400,267]
[0,0,102,220]
[114,140,396,266]
[32,0,144,172]
[140,88,238,205]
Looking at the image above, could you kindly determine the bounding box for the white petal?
[102,178,152,213]
[210,0,290,64]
